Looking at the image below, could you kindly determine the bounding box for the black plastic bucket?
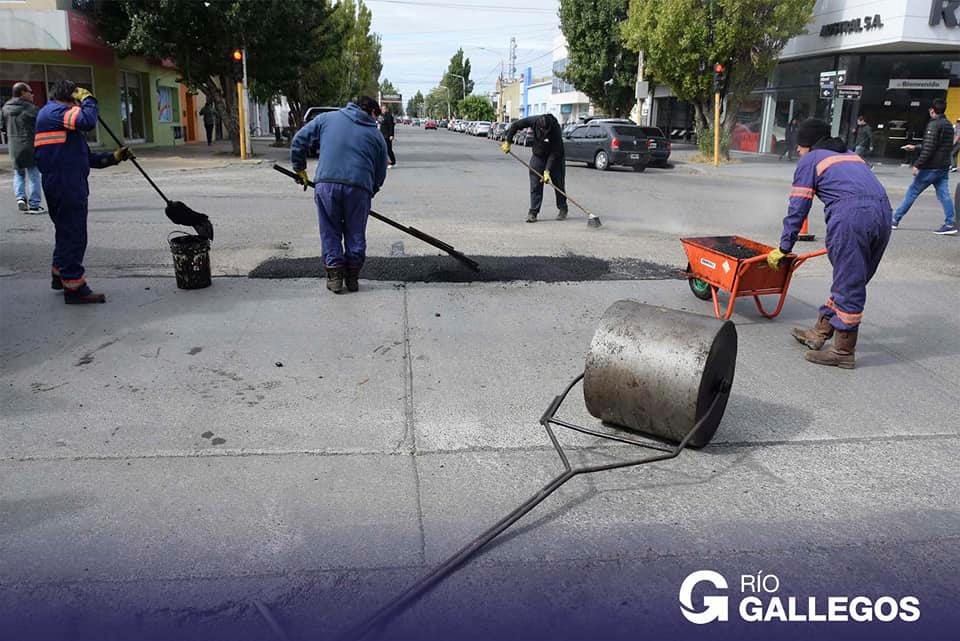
[168,232,212,290]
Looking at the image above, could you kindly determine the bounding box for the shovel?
[507,150,602,228]
[273,164,480,271]
[96,115,214,240]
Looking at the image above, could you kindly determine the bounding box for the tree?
[425,86,450,119]
[457,95,495,121]
[442,48,474,103]
[379,78,398,96]
[559,0,638,117]
[84,0,332,155]
[623,0,814,157]
[406,91,425,118]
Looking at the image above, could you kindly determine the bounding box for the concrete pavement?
[1,126,958,640]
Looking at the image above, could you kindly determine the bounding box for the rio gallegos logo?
[679,570,921,625]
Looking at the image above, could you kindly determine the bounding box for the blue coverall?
[779,150,892,332]
[33,97,118,292]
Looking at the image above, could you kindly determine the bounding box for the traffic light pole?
[713,91,720,167]
[237,80,247,160]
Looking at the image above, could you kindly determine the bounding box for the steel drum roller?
[583,300,737,447]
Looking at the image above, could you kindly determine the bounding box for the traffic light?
[713,62,725,93]
[230,48,243,82]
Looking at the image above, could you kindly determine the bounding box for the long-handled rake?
[507,150,603,228]
[96,115,214,240]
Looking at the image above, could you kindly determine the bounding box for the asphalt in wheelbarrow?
[696,236,762,260]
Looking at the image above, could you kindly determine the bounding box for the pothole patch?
[249,255,681,282]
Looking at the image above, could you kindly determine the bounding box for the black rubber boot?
[325,266,345,294]
[345,266,361,292]
[526,210,538,223]
[51,274,63,291]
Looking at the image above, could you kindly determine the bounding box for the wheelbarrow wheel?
[686,263,713,301]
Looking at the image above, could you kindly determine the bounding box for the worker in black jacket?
[892,98,956,235]
[502,113,568,222]
[380,105,396,167]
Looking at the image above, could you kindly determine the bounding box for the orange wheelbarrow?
[681,235,827,320]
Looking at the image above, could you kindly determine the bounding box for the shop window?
[157,85,180,124]
[120,70,146,141]
[1,63,45,145]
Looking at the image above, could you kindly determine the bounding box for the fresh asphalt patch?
[249,255,682,282]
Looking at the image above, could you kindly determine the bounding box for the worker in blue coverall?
[290,96,388,294]
[33,80,132,304]
[767,118,891,369]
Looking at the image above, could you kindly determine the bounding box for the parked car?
[302,106,339,157]
[474,121,492,136]
[425,119,438,130]
[513,128,534,147]
[636,126,672,166]
[438,119,449,128]
[490,122,509,140]
[562,121,651,171]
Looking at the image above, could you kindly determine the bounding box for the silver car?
[474,121,492,136]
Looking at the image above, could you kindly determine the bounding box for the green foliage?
[424,86,451,119]
[84,0,333,153]
[379,78,398,96]
[559,0,637,117]
[442,49,474,103]
[406,91,425,118]
[457,95,495,122]
[623,0,814,154]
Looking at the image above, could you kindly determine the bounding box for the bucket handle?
[168,230,191,243]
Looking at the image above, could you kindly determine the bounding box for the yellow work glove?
[541,169,551,184]
[500,141,511,154]
[295,169,310,191]
[73,87,94,103]
[767,247,787,271]
[113,146,134,162]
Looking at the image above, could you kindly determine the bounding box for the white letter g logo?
[679,570,729,624]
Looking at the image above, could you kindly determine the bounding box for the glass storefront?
[733,52,960,158]
[120,70,145,141]
[0,61,97,145]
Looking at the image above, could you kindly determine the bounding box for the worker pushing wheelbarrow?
[683,118,894,370]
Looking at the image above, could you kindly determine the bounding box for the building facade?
[650,0,959,155]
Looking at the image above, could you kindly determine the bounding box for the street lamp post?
[449,73,467,101]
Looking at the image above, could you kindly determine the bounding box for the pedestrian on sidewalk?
[951,118,959,172]
[290,96,388,294]
[33,80,134,304]
[767,118,891,369]
[892,99,956,235]
[853,115,873,163]
[780,117,799,161]
[380,104,397,167]
[2,82,44,214]
[501,113,567,222]
[199,101,216,146]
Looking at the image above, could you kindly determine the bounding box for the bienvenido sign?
[887,78,950,90]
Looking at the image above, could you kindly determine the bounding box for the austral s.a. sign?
[930,1,960,27]
[820,14,883,36]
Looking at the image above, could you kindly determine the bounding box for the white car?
[474,121,492,136]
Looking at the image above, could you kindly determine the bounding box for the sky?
[367,0,562,106]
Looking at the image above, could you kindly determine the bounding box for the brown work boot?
[345,266,361,292]
[791,315,834,350]
[805,328,857,369]
[325,266,345,294]
[64,284,106,304]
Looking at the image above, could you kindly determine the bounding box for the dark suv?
[562,120,651,171]
[637,126,672,166]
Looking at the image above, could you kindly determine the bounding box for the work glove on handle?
[113,146,134,163]
[767,247,787,271]
[541,169,551,184]
[295,169,310,191]
[500,141,511,154]
[73,87,94,103]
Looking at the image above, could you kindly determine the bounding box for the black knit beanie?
[796,118,830,148]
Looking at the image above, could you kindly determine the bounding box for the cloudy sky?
[367,0,562,104]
